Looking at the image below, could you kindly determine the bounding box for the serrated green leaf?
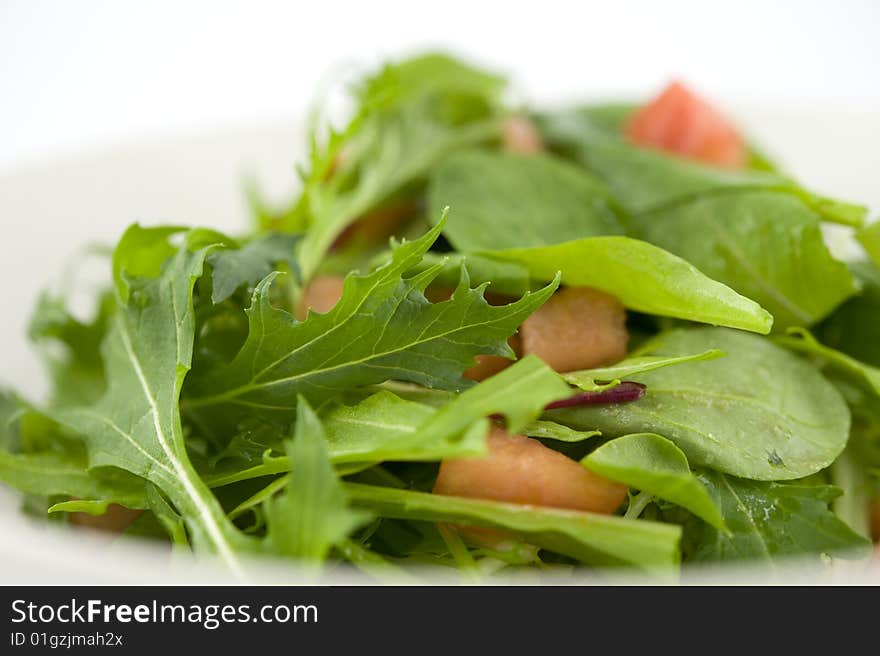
[482,236,772,333]
[582,433,726,531]
[57,227,251,573]
[208,232,301,303]
[184,222,558,429]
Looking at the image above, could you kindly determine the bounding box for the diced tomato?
[69,504,142,534]
[519,286,628,373]
[296,275,346,320]
[501,116,545,154]
[626,81,746,168]
[433,425,628,514]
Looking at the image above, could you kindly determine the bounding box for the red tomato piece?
[626,81,746,168]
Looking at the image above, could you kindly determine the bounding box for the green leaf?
[320,391,487,466]
[58,227,251,572]
[629,191,857,329]
[408,252,532,297]
[774,327,880,397]
[408,355,571,445]
[28,291,115,407]
[582,433,726,531]
[358,52,506,109]
[289,54,507,280]
[539,113,867,226]
[205,357,572,486]
[0,394,147,509]
[208,232,301,303]
[522,420,600,442]
[857,222,880,267]
[563,349,724,392]
[346,483,681,572]
[688,472,872,563]
[263,398,372,563]
[0,451,147,510]
[548,327,850,480]
[428,150,623,251]
[482,236,772,333]
[816,261,880,367]
[184,221,558,428]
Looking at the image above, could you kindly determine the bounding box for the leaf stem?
[624,491,654,520]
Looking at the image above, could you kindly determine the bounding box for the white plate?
[0,107,878,584]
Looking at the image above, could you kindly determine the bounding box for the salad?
[1,52,879,580]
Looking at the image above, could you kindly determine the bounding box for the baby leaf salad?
[2,53,878,580]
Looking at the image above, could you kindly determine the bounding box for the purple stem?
[543,381,646,410]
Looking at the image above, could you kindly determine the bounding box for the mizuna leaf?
[58,227,252,574]
[184,221,558,429]
[482,237,772,333]
[208,232,301,303]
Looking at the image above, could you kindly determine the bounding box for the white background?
[2,0,879,169]
[1,0,879,582]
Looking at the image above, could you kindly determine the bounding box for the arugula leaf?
[263,398,372,564]
[57,226,251,573]
[539,113,867,226]
[816,261,880,367]
[0,393,147,510]
[857,222,880,266]
[687,471,871,563]
[563,349,724,392]
[548,328,850,480]
[184,222,558,430]
[482,237,772,333]
[629,191,857,328]
[774,327,880,397]
[582,433,726,531]
[346,483,681,572]
[286,54,507,281]
[428,149,623,251]
[357,52,505,110]
[28,291,115,407]
[208,232,301,303]
[1,452,147,510]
